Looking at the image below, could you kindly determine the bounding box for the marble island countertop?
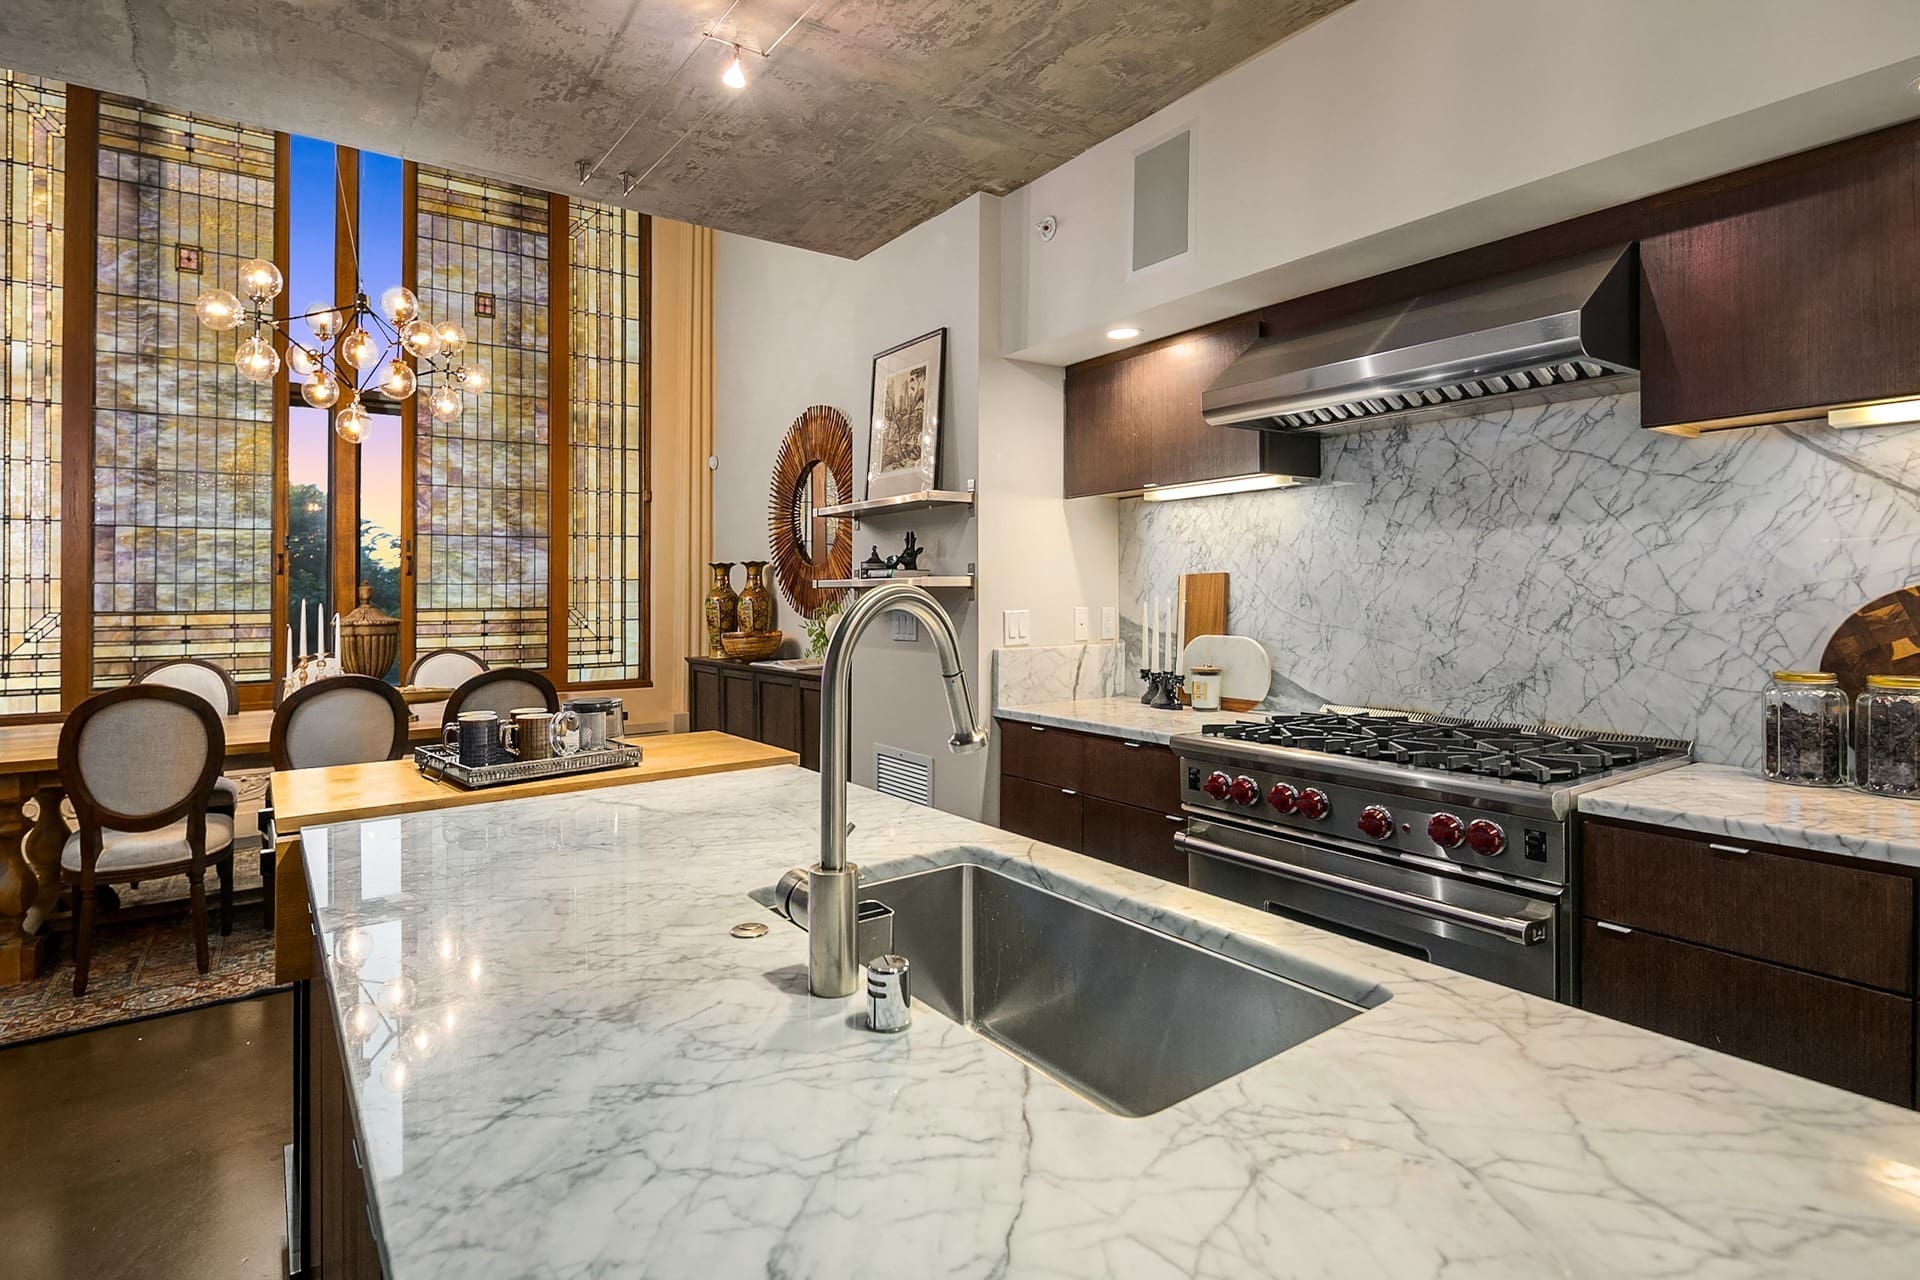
[304,765,1920,1279]
[1579,762,1920,869]
[993,694,1307,743]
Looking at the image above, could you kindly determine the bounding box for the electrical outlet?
[1003,609,1030,647]
[1100,605,1117,640]
[891,611,918,643]
[1073,606,1090,642]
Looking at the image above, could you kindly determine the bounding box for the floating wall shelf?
[814,488,975,519]
[813,576,975,591]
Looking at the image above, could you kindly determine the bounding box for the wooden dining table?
[0,709,444,984]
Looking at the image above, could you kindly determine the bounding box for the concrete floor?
[0,993,292,1280]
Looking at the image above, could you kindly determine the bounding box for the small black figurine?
[861,545,888,578]
[896,531,924,571]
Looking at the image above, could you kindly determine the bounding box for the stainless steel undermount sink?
[859,862,1367,1117]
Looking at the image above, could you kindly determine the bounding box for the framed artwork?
[865,327,945,500]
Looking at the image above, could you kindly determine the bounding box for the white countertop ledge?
[995,694,1276,743]
[304,763,1920,1279]
[1579,761,1920,869]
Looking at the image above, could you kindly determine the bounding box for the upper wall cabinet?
[1065,320,1315,498]
[1639,137,1920,432]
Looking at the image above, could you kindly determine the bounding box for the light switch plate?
[892,611,918,643]
[1073,606,1090,642]
[1003,609,1030,646]
[1100,605,1117,640]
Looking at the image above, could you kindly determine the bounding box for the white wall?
[1002,0,1920,364]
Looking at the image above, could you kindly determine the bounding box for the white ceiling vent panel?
[1132,130,1191,272]
[875,744,933,807]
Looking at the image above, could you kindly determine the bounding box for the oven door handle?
[1176,831,1549,945]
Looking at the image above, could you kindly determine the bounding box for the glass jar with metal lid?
[1856,675,1920,797]
[1761,671,1849,786]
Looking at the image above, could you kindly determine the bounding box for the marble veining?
[1120,392,1920,767]
[1580,762,1920,869]
[994,694,1293,743]
[992,642,1126,707]
[306,767,1920,1279]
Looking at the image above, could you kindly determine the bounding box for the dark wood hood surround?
[1065,116,1920,495]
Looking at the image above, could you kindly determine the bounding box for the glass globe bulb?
[380,1049,411,1096]
[335,397,372,444]
[238,258,283,302]
[286,343,320,378]
[433,320,466,354]
[194,288,243,331]
[380,359,417,400]
[401,318,441,359]
[305,302,343,341]
[429,387,462,421]
[379,286,419,325]
[234,335,280,384]
[457,363,490,395]
[301,369,340,409]
[340,327,382,372]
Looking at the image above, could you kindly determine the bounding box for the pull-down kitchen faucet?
[808,582,987,998]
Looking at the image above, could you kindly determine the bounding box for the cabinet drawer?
[1080,733,1180,814]
[996,719,1085,791]
[1581,921,1914,1107]
[1081,795,1186,884]
[998,775,1083,852]
[1583,820,1914,993]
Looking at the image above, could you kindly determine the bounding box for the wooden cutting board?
[1819,585,1920,700]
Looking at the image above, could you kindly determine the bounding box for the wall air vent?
[1132,130,1191,272]
[875,744,934,807]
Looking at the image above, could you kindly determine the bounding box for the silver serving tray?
[414,741,642,790]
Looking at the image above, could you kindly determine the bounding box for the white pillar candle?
[1175,589,1187,675]
[285,625,293,677]
[1143,597,1153,671]
[333,613,341,660]
[299,599,308,657]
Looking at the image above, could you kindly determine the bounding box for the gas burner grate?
[1198,709,1689,781]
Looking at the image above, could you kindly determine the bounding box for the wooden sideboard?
[995,718,1187,884]
[686,657,822,770]
[1579,815,1918,1108]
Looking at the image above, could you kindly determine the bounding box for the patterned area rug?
[0,892,281,1049]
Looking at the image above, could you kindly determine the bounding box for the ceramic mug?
[500,707,582,761]
[443,710,501,767]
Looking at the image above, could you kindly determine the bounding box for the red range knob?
[1427,813,1465,848]
[1357,805,1393,840]
[1295,787,1330,820]
[1465,818,1506,856]
[1267,782,1297,813]
[1202,771,1231,800]
[1228,775,1260,806]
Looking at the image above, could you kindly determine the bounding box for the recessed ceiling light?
[1106,326,1141,341]
[1910,74,1920,95]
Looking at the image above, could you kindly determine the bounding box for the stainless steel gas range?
[1172,710,1690,1000]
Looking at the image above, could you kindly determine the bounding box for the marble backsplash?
[1119,391,1920,768]
[992,642,1124,708]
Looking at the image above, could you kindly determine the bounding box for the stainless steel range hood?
[1202,245,1637,433]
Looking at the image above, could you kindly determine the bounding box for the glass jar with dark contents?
[1761,671,1849,786]
[1856,675,1920,798]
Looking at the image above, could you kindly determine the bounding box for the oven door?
[1179,819,1561,999]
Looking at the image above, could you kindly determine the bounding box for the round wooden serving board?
[1819,584,1920,700]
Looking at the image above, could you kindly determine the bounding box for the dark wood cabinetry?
[1063,320,1319,498]
[995,718,1186,883]
[307,939,387,1278]
[686,658,821,770]
[1639,137,1920,431]
[1580,816,1918,1108]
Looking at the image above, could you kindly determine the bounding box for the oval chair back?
[132,657,239,715]
[406,648,487,690]
[441,667,559,727]
[271,675,410,771]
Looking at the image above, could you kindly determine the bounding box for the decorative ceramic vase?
[704,563,739,658]
[737,559,777,635]
[340,584,400,679]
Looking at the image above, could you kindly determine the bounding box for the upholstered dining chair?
[441,667,559,726]
[405,647,487,690]
[132,657,240,819]
[59,685,234,996]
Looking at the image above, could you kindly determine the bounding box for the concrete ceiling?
[0,0,1351,256]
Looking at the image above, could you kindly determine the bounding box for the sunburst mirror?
[768,404,854,616]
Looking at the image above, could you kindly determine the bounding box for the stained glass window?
[566,202,647,685]
[412,166,549,669]
[0,72,65,714]
[91,97,277,688]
